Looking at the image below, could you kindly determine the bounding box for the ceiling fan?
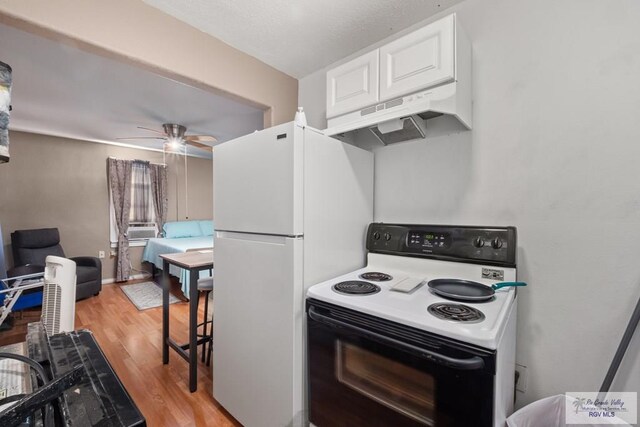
[119,123,216,219]
[118,123,217,152]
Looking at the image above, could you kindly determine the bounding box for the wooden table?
[160,251,214,392]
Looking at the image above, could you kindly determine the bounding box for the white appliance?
[212,122,374,427]
[306,223,519,427]
[41,255,77,335]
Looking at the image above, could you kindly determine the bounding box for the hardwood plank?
[0,279,240,426]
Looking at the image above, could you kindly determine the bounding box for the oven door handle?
[308,306,485,371]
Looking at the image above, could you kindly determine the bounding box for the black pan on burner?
[428,279,527,302]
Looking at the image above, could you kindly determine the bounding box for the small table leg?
[189,268,199,392]
[162,260,170,364]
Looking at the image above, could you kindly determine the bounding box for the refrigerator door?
[213,231,305,427]
[213,122,304,236]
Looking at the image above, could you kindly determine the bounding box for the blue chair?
[0,265,45,310]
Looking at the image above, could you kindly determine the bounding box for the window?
[109,161,158,247]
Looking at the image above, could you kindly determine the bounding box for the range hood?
[369,115,428,145]
[325,82,471,145]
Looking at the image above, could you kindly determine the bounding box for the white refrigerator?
[212,122,373,427]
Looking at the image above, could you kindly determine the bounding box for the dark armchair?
[11,228,102,300]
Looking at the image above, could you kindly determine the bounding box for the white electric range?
[306,223,521,427]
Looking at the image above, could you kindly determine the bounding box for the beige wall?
[0,0,298,127]
[0,131,213,281]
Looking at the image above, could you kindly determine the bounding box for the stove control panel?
[366,223,517,267]
[407,231,451,249]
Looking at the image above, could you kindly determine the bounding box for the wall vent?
[385,98,404,109]
[360,106,377,116]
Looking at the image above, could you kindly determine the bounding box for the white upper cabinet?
[379,14,455,102]
[324,13,471,133]
[326,50,379,119]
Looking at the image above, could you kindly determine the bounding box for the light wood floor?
[0,280,241,427]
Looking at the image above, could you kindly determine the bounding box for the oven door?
[307,299,496,427]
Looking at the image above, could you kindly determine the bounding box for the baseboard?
[102,273,150,285]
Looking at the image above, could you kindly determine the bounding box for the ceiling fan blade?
[137,126,166,135]
[185,140,213,151]
[184,135,217,143]
[116,137,167,140]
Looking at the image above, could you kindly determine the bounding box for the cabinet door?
[379,14,455,101]
[326,50,379,118]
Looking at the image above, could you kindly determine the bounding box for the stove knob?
[491,237,503,249]
[384,232,391,241]
[473,237,485,248]
[373,232,381,240]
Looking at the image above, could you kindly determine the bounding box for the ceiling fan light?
[168,136,182,149]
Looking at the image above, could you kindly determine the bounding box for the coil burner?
[359,272,393,281]
[427,303,485,323]
[332,281,381,296]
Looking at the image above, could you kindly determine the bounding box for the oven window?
[336,340,436,425]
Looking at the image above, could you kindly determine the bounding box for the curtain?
[149,163,168,236]
[131,161,152,222]
[108,158,132,282]
[0,61,11,163]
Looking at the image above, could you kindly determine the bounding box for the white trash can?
[507,394,631,427]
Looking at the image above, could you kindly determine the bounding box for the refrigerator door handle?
[216,231,302,244]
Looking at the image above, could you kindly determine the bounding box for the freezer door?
[213,231,305,427]
[213,122,304,236]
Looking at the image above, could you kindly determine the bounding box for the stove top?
[307,254,517,349]
[307,223,519,350]
[332,281,381,295]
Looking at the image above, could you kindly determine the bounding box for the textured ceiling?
[142,0,464,78]
[0,23,264,158]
